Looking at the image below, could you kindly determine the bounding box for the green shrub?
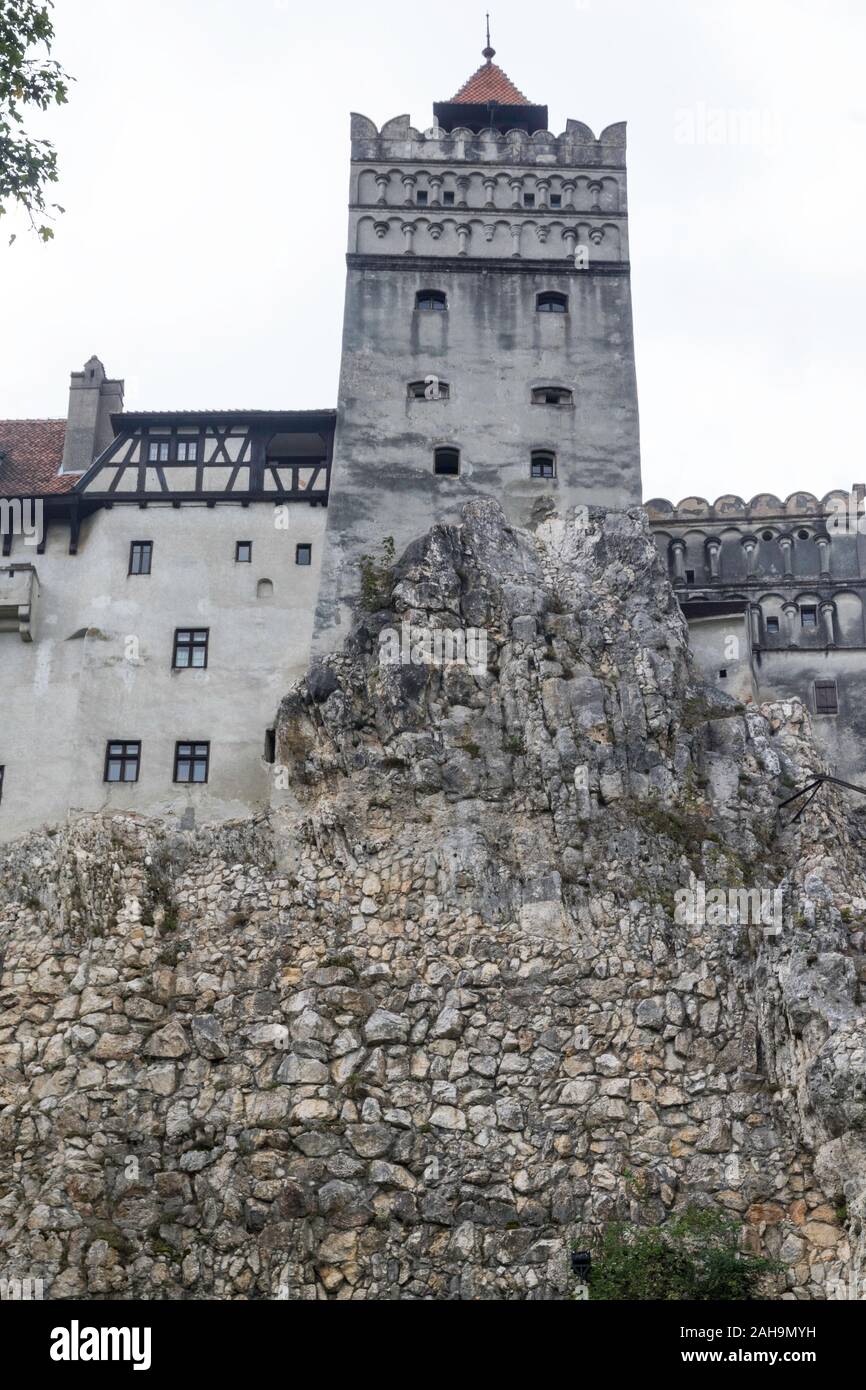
[585,1206,776,1301]
[359,536,396,612]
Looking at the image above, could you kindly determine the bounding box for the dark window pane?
[537,292,568,313]
[434,449,459,477]
[531,453,556,479]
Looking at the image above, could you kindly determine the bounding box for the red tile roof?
[0,419,77,496]
[450,60,531,106]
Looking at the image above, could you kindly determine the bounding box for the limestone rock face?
[1,500,865,1300]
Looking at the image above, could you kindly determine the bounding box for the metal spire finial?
[483,13,495,62]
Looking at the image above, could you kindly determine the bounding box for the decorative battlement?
[350,113,627,168]
[645,489,862,524]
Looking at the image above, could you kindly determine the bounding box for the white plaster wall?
[0,501,325,842]
[686,613,755,703]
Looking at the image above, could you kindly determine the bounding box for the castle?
[0,43,860,843]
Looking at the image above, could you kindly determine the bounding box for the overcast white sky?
[1,0,864,504]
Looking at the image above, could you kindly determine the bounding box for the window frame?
[800,605,818,629]
[814,680,839,715]
[177,439,198,463]
[442,191,455,207]
[147,439,170,463]
[172,627,210,670]
[416,289,448,312]
[416,189,428,206]
[536,291,569,314]
[173,741,210,784]
[531,386,574,407]
[104,740,141,784]
[296,543,312,566]
[235,541,252,563]
[765,617,780,635]
[408,379,450,401]
[128,540,153,576]
[433,447,460,477]
[530,450,557,480]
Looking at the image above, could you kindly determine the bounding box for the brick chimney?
[60,355,124,475]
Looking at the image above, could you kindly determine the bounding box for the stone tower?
[314,41,642,647]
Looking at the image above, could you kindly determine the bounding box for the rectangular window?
[801,606,818,628]
[815,680,838,715]
[523,193,535,208]
[104,741,141,783]
[434,448,460,477]
[177,439,198,462]
[685,569,695,585]
[416,190,428,206]
[235,541,252,563]
[173,628,209,669]
[550,194,562,208]
[719,669,728,680]
[174,741,210,784]
[147,440,169,463]
[531,452,556,479]
[264,728,276,764]
[532,387,573,406]
[296,544,312,566]
[442,191,455,206]
[766,617,780,634]
[129,541,153,575]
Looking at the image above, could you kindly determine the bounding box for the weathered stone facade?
[1,502,864,1299]
[647,489,866,777]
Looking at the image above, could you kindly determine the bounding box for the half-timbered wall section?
[79,410,333,504]
[646,488,866,776]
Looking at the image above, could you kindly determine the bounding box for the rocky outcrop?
[1,501,865,1299]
